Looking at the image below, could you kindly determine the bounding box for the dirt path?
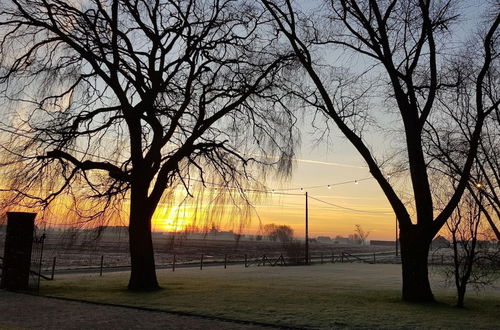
[0,290,279,330]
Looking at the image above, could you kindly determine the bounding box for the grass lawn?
[40,263,500,329]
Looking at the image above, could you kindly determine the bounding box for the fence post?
[37,234,46,292]
[332,252,334,263]
[100,255,104,276]
[51,257,56,280]
[341,252,344,263]
[244,254,248,268]
[224,254,227,269]
[373,253,376,264]
[173,254,176,272]
[200,254,204,270]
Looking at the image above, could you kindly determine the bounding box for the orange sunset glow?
[143,152,398,240]
[1,149,399,240]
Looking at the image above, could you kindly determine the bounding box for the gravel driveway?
[0,290,280,329]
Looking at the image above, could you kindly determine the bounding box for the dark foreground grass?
[40,264,500,329]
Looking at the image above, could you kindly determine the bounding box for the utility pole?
[305,191,309,265]
[395,217,399,257]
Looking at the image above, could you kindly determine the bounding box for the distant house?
[334,236,351,245]
[205,227,236,241]
[317,236,332,243]
[476,240,497,249]
[370,240,396,246]
[431,235,449,249]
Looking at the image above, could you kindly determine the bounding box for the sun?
[152,204,195,232]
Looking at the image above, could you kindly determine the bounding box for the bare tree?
[351,224,369,245]
[471,53,500,240]
[469,126,500,241]
[445,191,499,308]
[0,0,297,290]
[262,0,500,302]
[425,49,500,240]
[263,223,293,243]
[468,113,500,240]
[263,223,279,241]
[276,224,293,243]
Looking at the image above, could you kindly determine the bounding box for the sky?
[151,1,494,241]
[149,135,397,241]
[0,0,493,242]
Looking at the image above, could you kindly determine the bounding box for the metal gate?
[29,232,46,292]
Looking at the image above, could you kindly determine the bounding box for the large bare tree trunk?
[400,226,434,302]
[127,188,159,291]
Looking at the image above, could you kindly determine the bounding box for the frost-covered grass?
[41,263,500,329]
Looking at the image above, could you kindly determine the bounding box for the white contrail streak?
[292,158,367,169]
[250,153,367,169]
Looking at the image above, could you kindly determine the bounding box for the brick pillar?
[0,212,36,290]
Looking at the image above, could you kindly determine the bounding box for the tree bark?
[400,225,434,302]
[127,190,159,291]
[457,286,466,308]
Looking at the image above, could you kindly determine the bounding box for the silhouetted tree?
[262,0,500,301]
[263,223,293,243]
[444,192,499,308]
[0,0,297,290]
[275,224,293,243]
[427,103,500,240]
[472,111,500,240]
[351,224,369,245]
[263,223,279,241]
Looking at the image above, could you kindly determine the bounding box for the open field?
[40,263,500,329]
[0,228,395,271]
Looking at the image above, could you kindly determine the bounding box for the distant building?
[333,236,351,245]
[370,240,396,246]
[476,240,497,249]
[94,225,128,235]
[184,227,237,241]
[317,236,332,243]
[431,235,449,249]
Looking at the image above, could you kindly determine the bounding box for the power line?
[266,168,406,192]
[271,177,370,191]
[0,125,400,215]
[0,124,406,193]
[308,195,393,215]
[186,169,407,194]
